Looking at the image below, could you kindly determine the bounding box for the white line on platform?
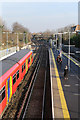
[75,84,79,86]
[64,85,71,87]
[49,49,54,119]
[73,93,80,96]
[70,74,75,76]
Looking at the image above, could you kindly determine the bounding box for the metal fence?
[0,47,16,61]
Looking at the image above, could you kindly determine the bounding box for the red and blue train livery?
[0,49,33,116]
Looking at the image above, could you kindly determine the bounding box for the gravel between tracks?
[24,46,52,119]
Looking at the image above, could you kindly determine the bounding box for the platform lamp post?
[54,33,57,50]
[56,31,71,71]
[9,32,12,47]
[2,31,12,53]
[56,34,57,49]
[6,32,8,51]
[14,32,19,51]
[26,32,28,44]
[55,33,62,57]
[57,33,62,57]
[17,33,19,51]
[68,31,71,71]
[20,32,27,48]
[63,31,76,71]
[0,25,4,50]
[63,31,71,71]
[56,31,70,71]
[3,32,8,52]
[2,31,8,53]
[23,32,26,46]
[11,32,14,47]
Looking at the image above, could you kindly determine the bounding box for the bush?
[70,34,80,48]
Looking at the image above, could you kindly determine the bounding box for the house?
[71,24,80,34]
[71,25,76,32]
[75,24,80,34]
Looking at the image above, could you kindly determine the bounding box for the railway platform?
[49,48,70,119]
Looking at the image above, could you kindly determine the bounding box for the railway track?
[20,46,52,119]
[2,46,42,119]
[2,43,52,119]
[22,47,46,119]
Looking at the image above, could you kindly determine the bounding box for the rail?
[42,50,47,120]
[17,49,42,120]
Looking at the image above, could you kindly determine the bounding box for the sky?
[0,1,79,33]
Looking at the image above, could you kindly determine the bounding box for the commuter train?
[0,49,33,116]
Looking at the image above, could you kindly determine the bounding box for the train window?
[13,74,16,85]
[0,86,5,103]
[17,70,19,79]
[24,63,25,69]
[22,65,24,72]
[28,58,30,64]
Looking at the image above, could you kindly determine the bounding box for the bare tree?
[0,17,9,31]
[12,22,30,48]
[12,22,29,33]
[57,24,75,33]
[0,17,10,49]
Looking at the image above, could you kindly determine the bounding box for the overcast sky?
[1,1,79,33]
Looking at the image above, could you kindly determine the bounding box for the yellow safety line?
[51,49,70,119]
[62,52,80,68]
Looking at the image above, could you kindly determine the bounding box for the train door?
[30,54,33,65]
[26,59,28,73]
[30,55,31,66]
[7,77,12,103]
[7,78,10,103]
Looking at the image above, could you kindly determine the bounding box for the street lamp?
[6,32,8,52]
[55,33,62,57]
[14,32,19,51]
[23,32,26,46]
[58,33,62,56]
[55,31,72,71]
[63,31,76,71]
[55,34,57,49]
[15,32,27,51]
[0,25,4,50]
[3,32,8,51]
[62,31,71,71]
[3,31,12,53]
[26,32,28,44]
[68,31,71,71]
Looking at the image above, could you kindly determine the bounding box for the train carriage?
[0,49,33,116]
